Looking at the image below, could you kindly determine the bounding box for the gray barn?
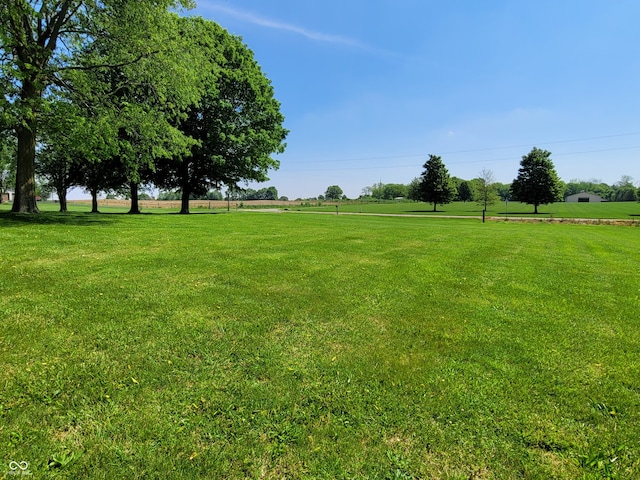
[565,192,604,203]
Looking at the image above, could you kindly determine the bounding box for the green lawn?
[7,198,640,220]
[297,200,640,220]
[0,210,638,478]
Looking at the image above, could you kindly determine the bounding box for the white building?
[1,190,13,203]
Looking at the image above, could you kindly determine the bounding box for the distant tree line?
[356,148,639,212]
[564,176,638,202]
[228,186,280,201]
[158,190,224,201]
[138,185,282,202]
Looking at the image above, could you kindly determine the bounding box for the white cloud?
[196,3,371,50]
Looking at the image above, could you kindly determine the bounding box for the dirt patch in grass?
[489,216,639,226]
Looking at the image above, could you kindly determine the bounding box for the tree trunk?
[91,189,99,213]
[57,188,68,212]
[534,203,539,214]
[179,159,190,214]
[433,203,437,212]
[128,182,141,214]
[11,122,40,214]
[11,74,41,214]
[180,187,190,214]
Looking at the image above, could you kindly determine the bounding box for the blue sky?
[185,0,640,199]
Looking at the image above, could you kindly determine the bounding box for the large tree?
[68,9,206,214]
[77,156,126,213]
[510,147,563,213]
[0,0,193,213]
[35,98,88,211]
[418,154,455,212]
[36,140,75,212]
[154,17,287,214]
[324,185,343,200]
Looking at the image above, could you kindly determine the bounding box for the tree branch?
[59,50,161,72]
[41,0,81,52]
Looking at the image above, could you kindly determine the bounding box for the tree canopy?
[325,185,344,200]
[0,0,194,213]
[154,17,287,214]
[2,3,287,214]
[510,147,563,213]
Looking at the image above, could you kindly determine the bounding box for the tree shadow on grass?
[0,211,127,227]
[406,209,491,215]
[167,211,227,215]
[0,209,230,227]
[406,209,446,213]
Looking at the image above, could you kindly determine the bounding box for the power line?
[436,131,640,156]
[288,131,640,165]
[284,144,640,173]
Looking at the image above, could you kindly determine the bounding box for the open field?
[47,198,640,221]
[0,210,639,478]
[296,200,640,220]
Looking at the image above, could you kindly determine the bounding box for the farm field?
[0,209,638,478]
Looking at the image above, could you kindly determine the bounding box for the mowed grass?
[0,210,638,479]
[12,198,640,220]
[298,200,640,220]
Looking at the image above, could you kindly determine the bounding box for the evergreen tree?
[418,155,455,212]
[510,147,563,213]
[458,181,473,202]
